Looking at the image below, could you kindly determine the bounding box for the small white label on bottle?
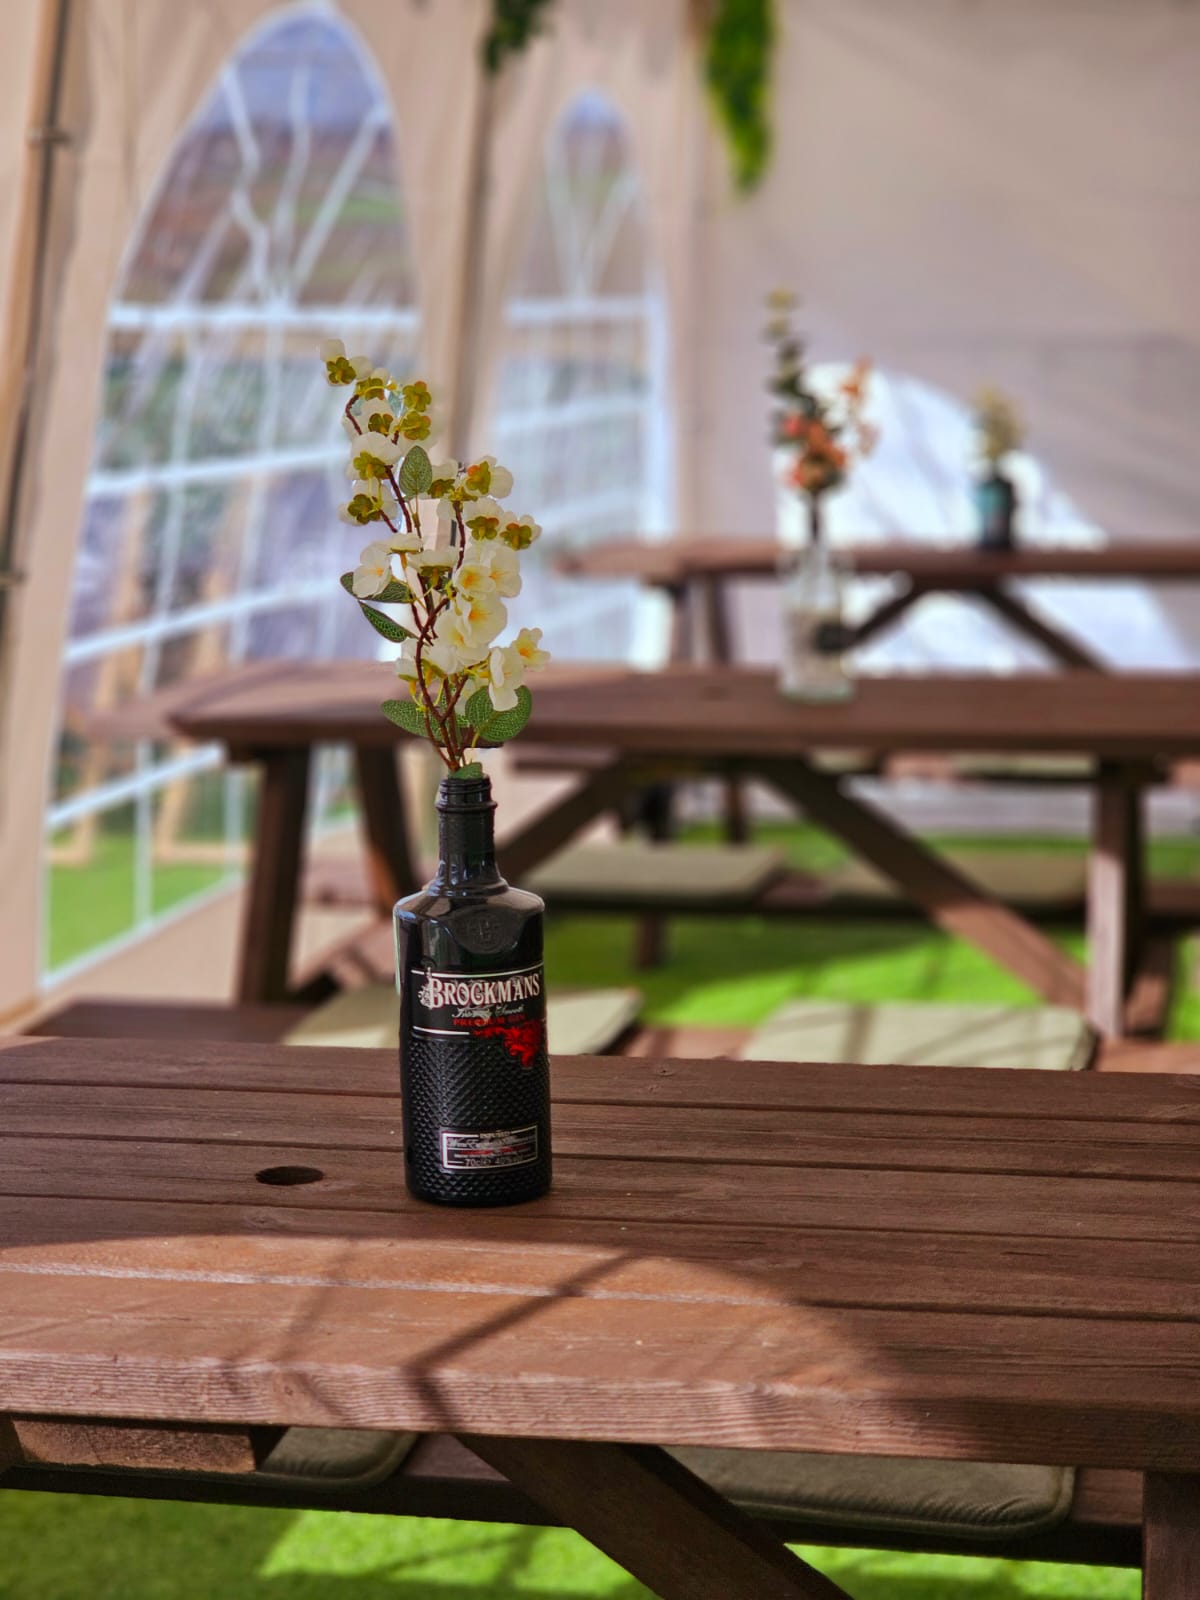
[440,1125,539,1171]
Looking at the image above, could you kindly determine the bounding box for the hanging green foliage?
[482,0,557,75]
[704,0,775,193]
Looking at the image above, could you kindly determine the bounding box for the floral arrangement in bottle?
[974,386,1023,467]
[972,386,1023,550]
[764,290,876,530]
[321,341,550,778]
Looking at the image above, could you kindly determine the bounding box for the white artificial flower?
[394,640,419,680]
[487,643,525,712]
[349,432,403,477]
[341,414,360,442]
[412,545,457,571]
[319,338,346,362]
[389,522,423,555]
[424,635,472,677]
[380,482,400,521]
[428,459,460,495]
[352,540,393,598]
[349,354,373,377]
[450,589,507,649]
[453,556,499,603]
[361,398,395,431]
[476,540,521,597]
[511,625,551,671]
[464,455,513,500]
[502,512,541,548]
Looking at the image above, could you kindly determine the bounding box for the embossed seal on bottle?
[452,905,516,956]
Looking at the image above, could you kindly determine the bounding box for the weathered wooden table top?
[4,1035,1200,1471]
[145,660,1200,762]
[558,535,1200,587]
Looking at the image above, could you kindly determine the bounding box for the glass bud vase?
[976,468,1017,551]
[779,500,854,702]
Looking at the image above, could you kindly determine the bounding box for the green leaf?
[463,685,532,743]
[340,570,413,605]
[398,443,433,497]
[380,698,432,738]
[449,761,485,780]
[356,602,412,644]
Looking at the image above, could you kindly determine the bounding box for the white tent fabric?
[2,0,1199,1013]
[696,0,1200,640]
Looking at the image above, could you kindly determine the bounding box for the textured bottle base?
[401,1031,552,1206]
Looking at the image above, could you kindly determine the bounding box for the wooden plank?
[559,535,1200,586]
[1098,1041,1200,1075]
[162,660,1200,760]
[29,1000,306,1043]
[353,745,420,914]
[11,1038,1200,1122]
[976,583,1107,671]
[761,757,1088,1009]
[6,1193,1200,1322]
[16,1082,1200,1182]
[10,1417,259,1474]
[6,1130,1200,1245]
[460,1435,851,1600]
[1089,762,1148,1037]
[1144,1472,1200,1598]
[5,1276,1200,1467]
[235,746,310,1004]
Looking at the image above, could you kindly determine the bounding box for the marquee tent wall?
[1,0,1197,1019]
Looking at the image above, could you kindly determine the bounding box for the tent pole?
[447,62,496,462]
[0,0,72,648]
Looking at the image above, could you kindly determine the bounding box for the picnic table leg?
[1144,1472,1200,1597]
[761,756,1087,1011]
[975,582,1107,672]
[697,573,749,843]
[843,578,925,652]
[1088,761,1148,1038]
[235,746,310,1005]
[354,745,420,915]
[459,1435,852,1600]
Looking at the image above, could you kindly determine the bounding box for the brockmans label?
[411,961,546,1068]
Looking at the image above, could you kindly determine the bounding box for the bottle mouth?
[436,774,494,811]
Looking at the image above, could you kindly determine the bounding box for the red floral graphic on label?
[454,1015,544,1068]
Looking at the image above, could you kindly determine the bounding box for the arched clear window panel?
[46,11,417,978]
[489,91,673,663]
[773,366,1197,673]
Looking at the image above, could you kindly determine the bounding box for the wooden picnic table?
[159,661,1198,1038]
[558,536,1200,671]
[5,1033,1200,1597]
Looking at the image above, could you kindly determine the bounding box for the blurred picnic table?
[557,536,1200,670]
[6,1033,1200,1596]
[95,659,1200,1038]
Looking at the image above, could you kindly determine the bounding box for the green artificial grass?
[16,820,1197,1596]
[0,1494,1142,1599]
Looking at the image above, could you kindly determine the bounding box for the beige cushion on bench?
[827,848,1087,909]
[741,1001,1093,1071]
[528,841,786,906]
[673,1447,1074,1542]
[254,1428,416,1490]
[284,983,641,1056]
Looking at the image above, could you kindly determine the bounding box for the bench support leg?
[458,1434,851,1600]
[1145,1472,1200,1598]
